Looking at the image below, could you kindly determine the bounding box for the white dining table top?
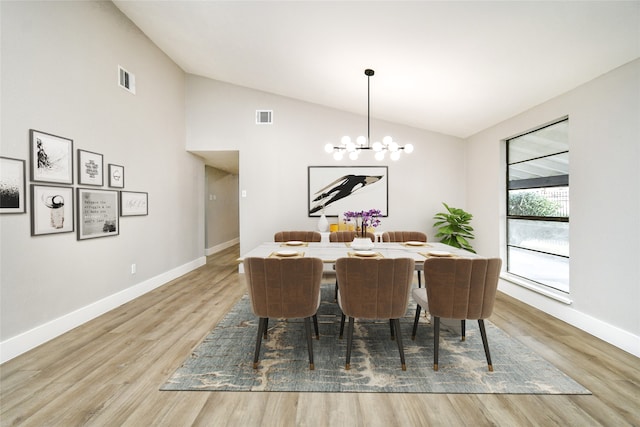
[239,241,477,268]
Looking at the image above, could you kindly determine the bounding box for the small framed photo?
[31,184,74,235]
[78,149,104,186]
[30,129,74,185]
[1,157,27,214]
[120,191,148,216]
[108,164,125,188]
[77,188,119,240]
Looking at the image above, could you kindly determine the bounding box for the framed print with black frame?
[30,184,74,235]
[77,188,119,240]
[120,191,148,216]
[78,149,104,186]
[308,166,388,217]
[29,129,73,185]
[108,164,125,188]
[1,157,27,214]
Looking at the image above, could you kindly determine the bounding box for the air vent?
[256,110,273,124]
[118,65,136,94]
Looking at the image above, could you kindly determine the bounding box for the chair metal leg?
[339,313,346,339]
[334,279,338,302]
[478,319,493,371]
[433,316,440,371]
[345,316,355,370]
[254,317,267,369]
[411,304,422,340]
[304,317,315,370]
[390,319,395,340]
[461,319,466,341]
[392,318,407,370]
[313,314,320,340]
[263,318,269,338]
[417,270,422,288]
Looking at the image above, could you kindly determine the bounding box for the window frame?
[505,117,570,293]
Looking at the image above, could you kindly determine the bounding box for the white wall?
[185,76,467,254]
[0,1,205,361]
[466,59,640,356]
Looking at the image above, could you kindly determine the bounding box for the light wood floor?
[1,244,638,426]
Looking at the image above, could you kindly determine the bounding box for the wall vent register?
[256,110,273,124]
[118,65,136,94]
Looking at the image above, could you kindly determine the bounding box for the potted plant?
[433,202,476,253]
[343,209,381,249]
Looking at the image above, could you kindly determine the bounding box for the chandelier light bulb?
[348,151,359,160]
[383,136,393,145]
[372,141,383,151]
[375,151,385,161]
[388,141,399,152]
[390,151,401,161]
[404,143,414,153]
[324,143,334,153]
[346,141,356,152]
[356,135,367,145]
[333,151,344,161]
[341,136,351,145]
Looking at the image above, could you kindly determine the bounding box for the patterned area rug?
[162,285,590,394]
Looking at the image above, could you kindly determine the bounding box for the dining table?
[238,240,478,270]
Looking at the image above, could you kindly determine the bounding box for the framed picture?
[78,149,104,186]
[30,184,74,235]
[1,157,27,214]
[29,129,73,184]
[120,191,148,216]
[108,164,125,188]
[77,188,119,240]
[308,166,388,217]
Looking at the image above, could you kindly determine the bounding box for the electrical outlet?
[131,264,136,274]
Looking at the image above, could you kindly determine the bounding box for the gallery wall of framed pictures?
[0,128,149,240]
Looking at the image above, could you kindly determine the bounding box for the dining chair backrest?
[243,257,324,319]
[336,257,415,319]
[329,231,375,242]
[273,231,322,242]
[424,257,502,320]
[381,231,427,243]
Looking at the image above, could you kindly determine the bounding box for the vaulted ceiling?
[114,1,639,173]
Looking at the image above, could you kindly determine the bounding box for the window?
[506,119,569,293]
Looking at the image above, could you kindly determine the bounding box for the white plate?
[406,241,426,246]
[428,250,452,257]
[285,241,304,246]
[276,250,298,257]
[354,250,376,257]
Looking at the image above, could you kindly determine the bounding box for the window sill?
[500,273,573,305]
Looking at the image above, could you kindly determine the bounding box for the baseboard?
[499,280,640,358]
[206,238,239,256]
[0,256,206,364]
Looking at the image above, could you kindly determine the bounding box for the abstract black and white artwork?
[308,166,388,217]
[0,157,26,214]
[29,130,73,185]
[30,184,74,235]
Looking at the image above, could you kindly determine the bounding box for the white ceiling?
[113,0,639,171]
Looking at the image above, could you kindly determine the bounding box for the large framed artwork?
[120,191,148,216]
[30,184,74,235]
[0,157,26,214]
[29,129,74,185]
[77,188,119,240]
[308,166,388,217]
[78,149,104,186]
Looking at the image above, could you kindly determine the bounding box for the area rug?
[161,286,590,394]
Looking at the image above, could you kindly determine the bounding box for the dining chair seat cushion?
[412,287,428,311]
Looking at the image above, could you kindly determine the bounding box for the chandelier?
[324,69,414,161]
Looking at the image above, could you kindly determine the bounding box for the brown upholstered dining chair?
[274,231,322,242]
[243,257,324,370]
[335,257,415,371]
[411,257,502,371]
[381,231,428,287]
[329,230,375,242]
[381,231,427,243]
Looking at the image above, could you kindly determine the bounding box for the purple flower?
[343,209,382,237]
